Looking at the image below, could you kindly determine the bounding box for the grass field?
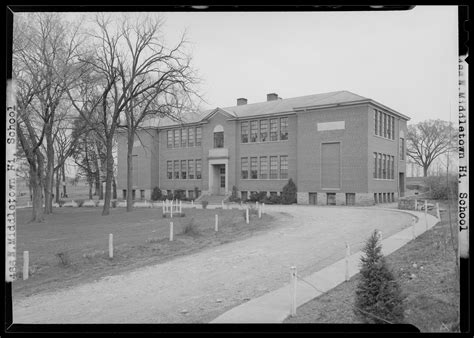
[14,206,274,298]
[284,201,460,332]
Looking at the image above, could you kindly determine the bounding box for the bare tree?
[406,119,457,177]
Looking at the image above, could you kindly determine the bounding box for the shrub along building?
[117,90,409,205]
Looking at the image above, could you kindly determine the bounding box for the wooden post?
[169,222,174,241]
[215,214,218,232]
[258,205,262,218]
[246,208,249,224]
[109,234,113,259]
[436,202,440,220]
[414,199,417,211]
[290,266,297,317]
[23,251,29,280]
[412,217,416,239]
[345,242,351,281]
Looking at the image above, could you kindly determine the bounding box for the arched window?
[213,125,224,148]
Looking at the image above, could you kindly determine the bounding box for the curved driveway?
[13,205,412,324]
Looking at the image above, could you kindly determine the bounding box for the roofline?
[227,110,297,121]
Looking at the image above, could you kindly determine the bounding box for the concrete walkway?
[210,208,439,323]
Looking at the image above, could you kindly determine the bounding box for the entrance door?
[219,166,226,195]
[309,193,317,205]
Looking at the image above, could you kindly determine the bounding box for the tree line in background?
[13,13,201,222]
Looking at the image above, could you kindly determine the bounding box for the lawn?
[13,205,274,299]
[283,201,460,332]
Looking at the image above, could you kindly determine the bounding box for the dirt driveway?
[13,205,412,324]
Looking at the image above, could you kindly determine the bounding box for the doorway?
[218,165,226,195]
[399,172,405,197]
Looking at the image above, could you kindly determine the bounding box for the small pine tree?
[281,178,297,204]
[354,230,405,324]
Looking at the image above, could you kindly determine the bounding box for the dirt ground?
[12,205,412,324]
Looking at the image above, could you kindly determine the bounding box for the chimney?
[237,98,248,106]
[267,93,279,101]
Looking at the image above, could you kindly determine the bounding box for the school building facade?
[116,90,409,205]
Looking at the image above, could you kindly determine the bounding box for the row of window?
[373,153,395,179]
[399,137,405,160]
[241,117,289,143]
[167,127,202,148]
[241,155,288,180]
[374,192,395,204]
[167,159,202,180]
[374,110,395,140]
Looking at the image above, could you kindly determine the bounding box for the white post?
[436,202,440,220]
[262,203,265,214]
[412,217,416,239]
[221,200,224,209]
[215,214,218,232]
[345,242,351,281]
[23,251,29,280]
[27,201,31,207]
[290,266,297,317]
[192,200,194,206]
[246,208,249,224]
[256,201,259,210]
[169,222,174,241]
[414,199,417,210]
[109,234,113,259]
[258,205,262,219]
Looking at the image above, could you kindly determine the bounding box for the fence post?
[221,200,224,209]
[246,207,249,224]
[258,205,262,219]
[345,242,350,281]
[414,199,417,211]
[23,251,29,280]
[262,203,265,214]
[109,234,113,259]
[169,222,174,241]
[412,217,416,239]
[192,200,194,206]
[215,214,218,232]
[290,266,297,317]
[436,202,440,220]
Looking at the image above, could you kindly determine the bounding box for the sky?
[155,6,459,124]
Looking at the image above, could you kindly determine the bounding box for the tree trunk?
[423,165,429,177]
[101,137,114,216]
[55,168,60,203]
[126,130,134,212]
[88,179,93,200]
[29,163,44,223]
[62,165,67,197]
[112,176,117,199]
[44,124,54,214]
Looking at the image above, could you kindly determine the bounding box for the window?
[259,156,268,179]
[167,131,173,148]
[387,155,390,179]
[327,193,336,206]
[167,190,171,197]
[383,154,386,179]
[174,129,180,148]
[387,116,391,139]
[181,128,187,147]
[167,161,173,179]
[250,157,258,179]
[241,157,249,179]
[260,120,268,142]
[391,117,395,140]
[374,153,378,178]
[379,112,383,136]
[374,110,378,135]
[250,120,258,142]
[241,122,249,143]
[280,117,288,140]
[270,191,277,197]
[399,138,405,160]
[188,128,195,147]
[383,114,387,138]
[270,118,278,141]
[140,190,145,200]
[195,159,202,179]
[188,160,195,179]
[346,193,355,206]
[391,155,395,179]
[214,131,224,148]
[188,190,194,200]
[196,127,202,146]
[174,160,180,179]
[181,160,187,179]
[241,191,248,201]
[123,189,127,199]
[280,155,288,179]
[270,156,278,179]
[379,153,382,178]
[374,193,378,204]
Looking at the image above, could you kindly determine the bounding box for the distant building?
[117,90,409,205]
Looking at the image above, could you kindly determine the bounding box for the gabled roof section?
[200,107,237,121]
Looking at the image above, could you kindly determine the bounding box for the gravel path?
[13,205,412,324]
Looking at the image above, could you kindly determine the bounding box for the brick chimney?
[267,93,279,101]
[237,98,248,106]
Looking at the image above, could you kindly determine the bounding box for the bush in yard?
[354,230,405,324]
[174,189,186,200]
[281,178,297,204]
[423,175,458,200]
[228,185,241,203]
[151,187,162,201]
[201,200,208,209]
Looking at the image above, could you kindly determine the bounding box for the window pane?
[241,157,248,179]
[174,160,180,179]
[280,155,288,179]
[391,117,395,140]
[270,118,278,141]
[214,131,224,148]
[387,116,391,139]
[167,161,173,179]
[374,111,378,135]
[181,129,187,147]
[259,156,268,179]
[188,160,194,179]
[378,153,382,178]
[174,129,180,148]
[270,156,278,179]
[188,128,195,147]
[167,131,173,148]
[250,157,258,179]
[399,138,404,160]
[280,117,288,140]
[383,114,387,138]
[374,153,377,178]
[391,156,395,178]
[241,121,249,143]
[196,159,202,179]
[181,160,187,179]
[250,121,258,142]
[379,113,383,136]
[260,120,268,142]
[196,127,202,146]
[383,154,386,179]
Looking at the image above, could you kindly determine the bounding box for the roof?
[140,90,408,129]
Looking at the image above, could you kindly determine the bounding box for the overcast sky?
[157,6,458,124]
